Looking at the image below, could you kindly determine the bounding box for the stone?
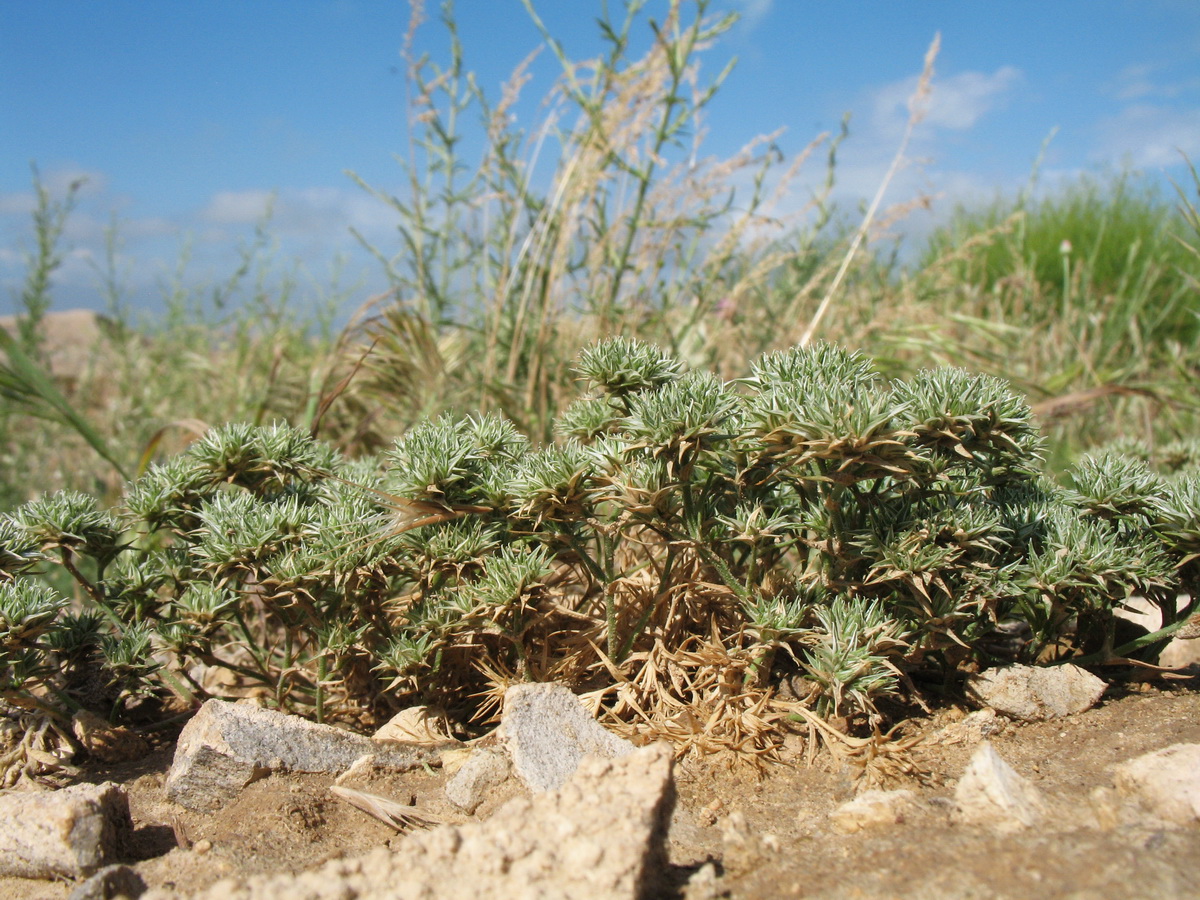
[143,743,676,900]
[1114,596,1200,669]
[1113,742,1200,825]
[683,861,722,900]
[73,710,151,764]
[439,746,473,777]
[936,708,1004,745]
[953,741,1045,832]
[67,864,147,900]
[0,782,133,879]
[502,682,635,792]
[965,663,1106,721]
[829,789,918,834]
[373,705,457,745]
[165,699,443,811]
[1159,625,1200,669]
[444,748,511,813]
[718,811,760,875]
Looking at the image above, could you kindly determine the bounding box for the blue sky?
[3,0,1200,318]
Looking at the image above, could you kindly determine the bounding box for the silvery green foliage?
[1,342,1193,727]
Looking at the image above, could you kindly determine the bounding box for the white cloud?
[201,189,277,225]
[1110,63,1200,101]
[1094,105,1200,169]
[39,167,109,197]
[0,191,36,217]
[198,186,397,241]
[871,66,1022,136]
[729,0,772,31]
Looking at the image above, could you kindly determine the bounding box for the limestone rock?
[953,741,1045,832]
[67,864,147,900]
[1113,742,1200,825]
[165,699,442,811]
[0,782,133,879]
[829,789,918,834]
[144,743,676,900]
[444,748,510,813]
[502,682,635,792]
[965,663,1106,721]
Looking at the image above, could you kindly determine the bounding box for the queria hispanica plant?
[2,340,1196,770]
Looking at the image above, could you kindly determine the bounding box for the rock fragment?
[953,741,1045,832]
[502,682,634,792]
[1113,742,1200,825]
[444,748,510,813]
[935,708,1004,745]
[73,710,150,764]
[164,699,443,811]
[965,663,1106,721]
[373,705,457,745]
[67,864,147,900]
[0,782,133,879]
[829,789,918,834]
[144,743,676,900]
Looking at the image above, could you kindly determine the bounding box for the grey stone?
[0,781,133,879]
[165,699,443,811]
[965,663,1106,721]
[953,741,1045,832]
[829,789,918,834]
[143,743,676,900]
[444,748,510,813]
[68,864,147,900]
[502,682,635,792]
[1113,742,1200,825]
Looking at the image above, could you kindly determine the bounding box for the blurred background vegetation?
[3,0,1199,513]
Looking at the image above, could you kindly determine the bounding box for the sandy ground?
[1,678,1198,900]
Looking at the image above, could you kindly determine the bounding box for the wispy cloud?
[1094,104,1200,168]
[1,168,401,315]
[729,0,772,31]
[870,66,1023,137]
[1109,62,1200,101]
[199,186,399,244]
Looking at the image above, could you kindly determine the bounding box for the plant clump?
[2,341,1196,775]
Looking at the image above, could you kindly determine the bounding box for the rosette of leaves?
[1152,474,1200,575]
[12,491,123,575]
[1068,451,1167,529]
[185,421,339,493]
[1017,506,1175,659]
[799,596,907,720]
[0,515,44,581]
[573,337,682,406]
[0,581,66,652]
[741,346,917,485]
[893,367,1044,484]
[382,413,527,510]
[854,498,1013,660]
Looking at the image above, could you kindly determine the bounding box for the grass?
[2,0,1198,502]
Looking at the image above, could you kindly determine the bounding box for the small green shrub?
[2,342,1194,756]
